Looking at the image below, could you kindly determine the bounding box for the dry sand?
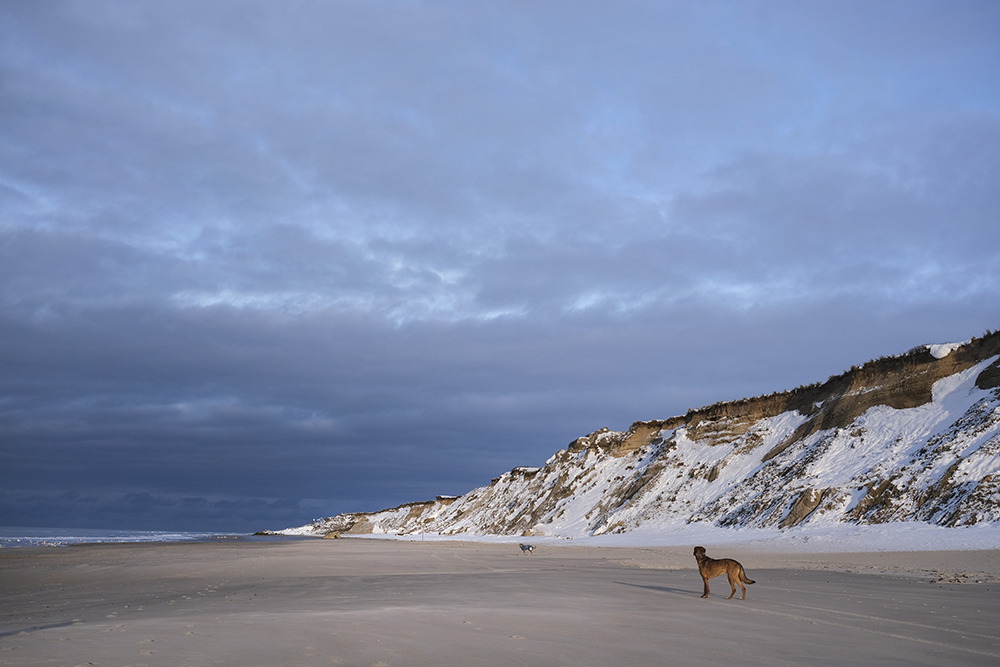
[2,538,999,666]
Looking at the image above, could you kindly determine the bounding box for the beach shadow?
[0,620,77,638]
[614,581,700,597]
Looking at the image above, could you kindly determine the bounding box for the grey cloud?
[1,1,997,530]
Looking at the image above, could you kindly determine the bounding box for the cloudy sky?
[2,1,998,532]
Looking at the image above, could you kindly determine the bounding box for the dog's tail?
[740,568,755,585]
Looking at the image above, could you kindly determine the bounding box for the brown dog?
[693,546,755,600]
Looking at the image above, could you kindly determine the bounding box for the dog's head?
[693,546,706,558]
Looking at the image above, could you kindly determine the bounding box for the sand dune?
[2,539,999,666]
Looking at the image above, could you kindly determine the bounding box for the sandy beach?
[2,538,999,666]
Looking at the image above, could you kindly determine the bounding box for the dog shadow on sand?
[613,581,701,597]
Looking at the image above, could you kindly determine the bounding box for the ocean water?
[0,526,249,548]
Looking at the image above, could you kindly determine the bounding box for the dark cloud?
[1,1,998,531]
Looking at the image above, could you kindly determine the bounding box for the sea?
[0,526,309,548]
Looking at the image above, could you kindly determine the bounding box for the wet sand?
[2,539,999,666]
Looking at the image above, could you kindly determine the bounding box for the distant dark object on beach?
[519,543,534,554]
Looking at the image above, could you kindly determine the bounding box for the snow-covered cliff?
[271,331,1000,539]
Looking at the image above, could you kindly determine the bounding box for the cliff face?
[279,332,1000,538]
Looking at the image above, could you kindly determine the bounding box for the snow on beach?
[8,520,1000,552]
[355,520,1000,554]
[6,518,999,558]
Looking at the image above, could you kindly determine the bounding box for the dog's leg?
[700,574,711,598]
[731,573,746,600]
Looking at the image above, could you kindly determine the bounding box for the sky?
[1,0,999,533]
